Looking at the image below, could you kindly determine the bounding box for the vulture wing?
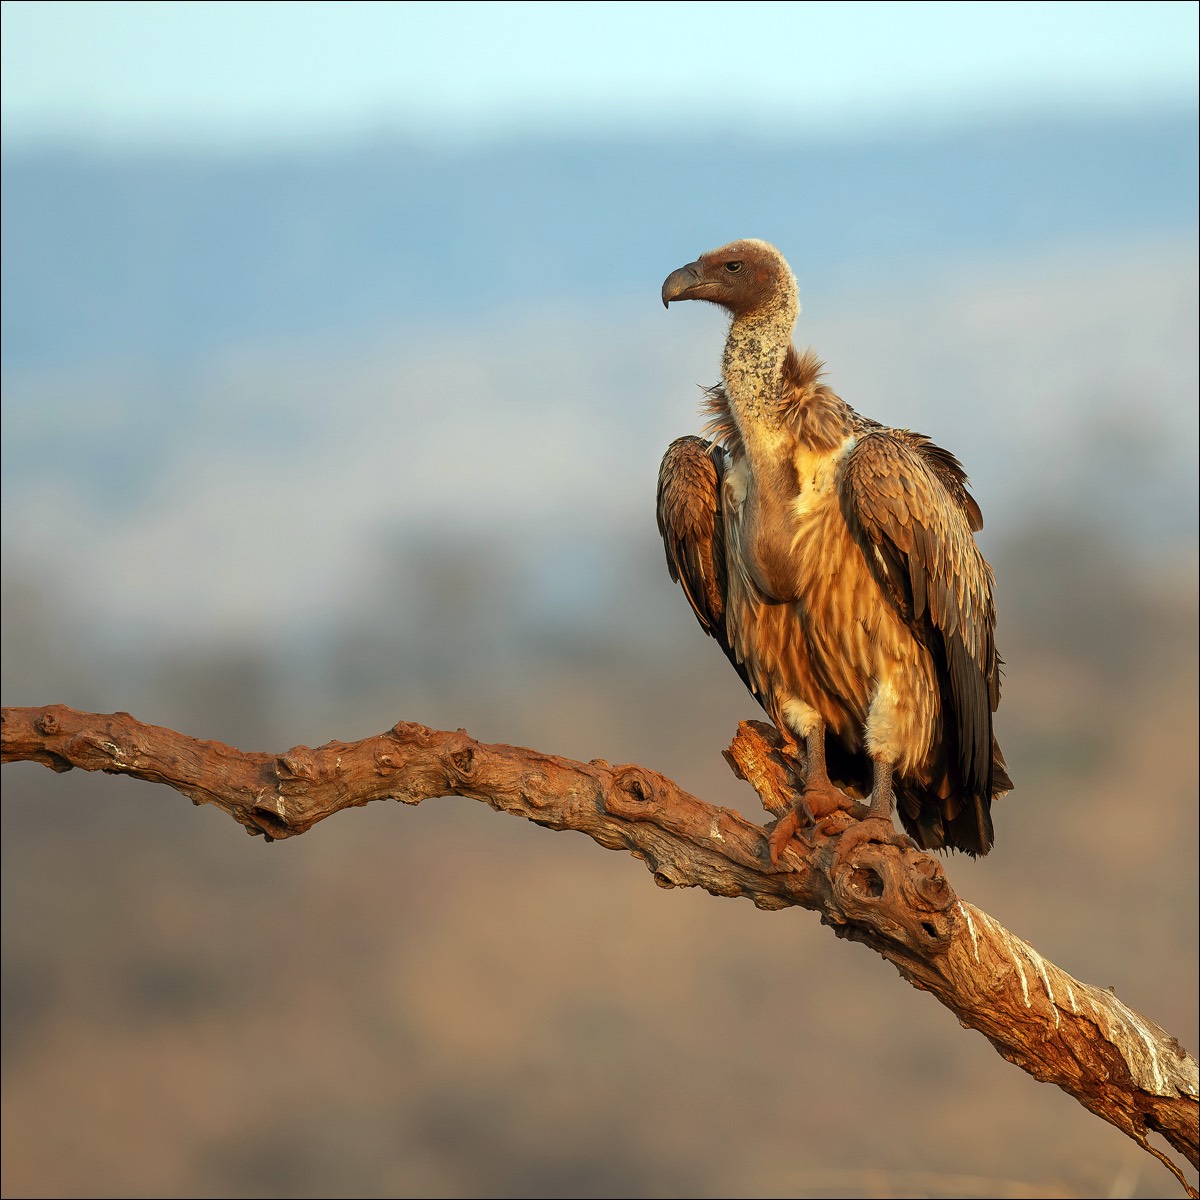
[656,435,755,695]
[840,430,1004,836]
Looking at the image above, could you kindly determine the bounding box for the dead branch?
[3,703,1197,1195]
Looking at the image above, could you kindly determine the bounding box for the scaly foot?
[767,778,851,864]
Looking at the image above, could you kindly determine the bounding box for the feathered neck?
[702,265,851,458]
[719,280,799,432]
[705,346,852,458]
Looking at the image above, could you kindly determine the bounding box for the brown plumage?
[657,239,1011,860]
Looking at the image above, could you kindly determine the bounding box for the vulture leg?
[825,755,917,866]
[866,754,896,823]
[768,721,850,864]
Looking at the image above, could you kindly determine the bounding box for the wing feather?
[657,436,724,629]
[840,430,1002,804]
[656,436,755,695]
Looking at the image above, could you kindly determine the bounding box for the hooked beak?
[661,260,704,308]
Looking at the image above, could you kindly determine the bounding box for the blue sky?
[2,0,1197,148]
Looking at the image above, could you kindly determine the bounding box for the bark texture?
[3,703,1197,1194]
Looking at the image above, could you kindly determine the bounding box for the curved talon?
[803,781,853,821]
[829,815,905,865]
[767,803,811,864]
[768,776,858,864]
[813,811,857,838]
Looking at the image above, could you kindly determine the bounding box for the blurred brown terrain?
[2,135,1197,1196]
[3,520,1196,1200]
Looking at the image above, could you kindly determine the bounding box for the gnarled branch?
[2,703,1197,1195]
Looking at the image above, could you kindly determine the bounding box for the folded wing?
[840,428,1009,851]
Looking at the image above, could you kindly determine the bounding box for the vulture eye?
[725,262,743,273]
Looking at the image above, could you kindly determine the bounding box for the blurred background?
[2,2,1197,1197]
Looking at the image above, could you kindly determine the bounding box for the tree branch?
[3,703,1197,1195]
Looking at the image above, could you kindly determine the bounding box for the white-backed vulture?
[657,239,1012,862]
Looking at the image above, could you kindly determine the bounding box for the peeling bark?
[3,703,1197,1195]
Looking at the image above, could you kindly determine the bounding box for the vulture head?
[661,238,798,322]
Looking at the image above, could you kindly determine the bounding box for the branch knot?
[605,766,659,817]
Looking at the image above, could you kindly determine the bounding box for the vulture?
[657,239,1011,862]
